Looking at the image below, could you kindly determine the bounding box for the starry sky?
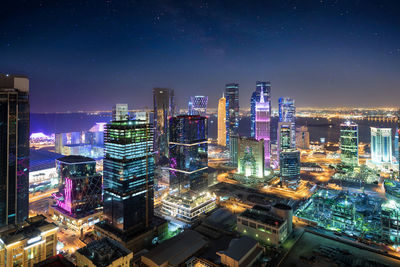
[1,0,400,112]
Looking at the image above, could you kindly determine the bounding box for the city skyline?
[2,1,400,112]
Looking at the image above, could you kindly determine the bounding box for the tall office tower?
[340,122,359,166]
[296,126,310,149]
[255,88,271,168]
[112,104,129,121]
[51,156,102,229]
[169,115,208,193]
[153,88,175,163]
[371,127,392,164]
[277,122,295,153]
[0,74,29,227]
[278,97,296,147]
[250,81,271,138]
[217,94,226,146]
[280,149,301,189]
[225,83,239,146]
[188,96,208,116]
[102,113,154,231]
[230,135,239,167]
[237,137,265,178]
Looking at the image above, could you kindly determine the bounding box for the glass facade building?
[340,122,359,166]
[278,98,296,147]
[103,118,154,231]
[53,156,102,217]
[153,88,175,163]
[255,87,271,168]
[280,149,300,189]
[168,115,208,193]
[371,127,392,164]
[0,74,30,227]
[278,122,295,152]
[225,83,239,146]
[188,96,208,116]
[250,81,271,138]
[217,95,226,146]
[237,137,264,178]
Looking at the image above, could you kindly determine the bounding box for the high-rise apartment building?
[371,127,392,164]
[188,96,208,116]
[250,82,271,138]
[168,115,208,193]
[217,94,226,146]
[278,98,296,147]
[153,88,175,163]
[0,74,30,227]
[225,83,239,146]
[112,103,129,121]
[255,88,271,168]
[102,112,154,231]
[340,122,359,166]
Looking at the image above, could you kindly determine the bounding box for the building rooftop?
[30,148,64,172]
[76,237,131,267]
[218,236,259,262]
[163,192,216,210]
[33,254,75,267]
[142,230,208,267]
[56,155,95,164]
[239,208,285,227]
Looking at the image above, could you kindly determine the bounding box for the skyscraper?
[153,88,175,163]
[280,149,301,189]
[340,122,359,166]
[278,97,296,147]
[102,110,154,231]
[277,122,295,152]
[371,127,392,164]
[217,94,226,146]
[168,115,208,193]
[0,74,30,227]
[255,87,271,168]
[188,96,208,116]
[112,104,129,121]
[396,110,400,164]
[225,83,239,146]
[250,82,271,138]
[237,137,264,178]
[295,126,310,149]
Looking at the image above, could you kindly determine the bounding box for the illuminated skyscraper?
[371,127,392,164]
[168,115,208,193]
[112,104,129,121]
[279,97,296,147]
[296,126,310,149]
[188,96,208,116]
[250,81,271,138]
[153,88,175,163]
[217,94,226,146]
[277,122,294,153]
[0,74,29,227]
[340,122,359,166]
[225,83,239,146]
[237,137,264,178]
[102,111,154,231]
[255,87,271,168]
[280,149,300,189]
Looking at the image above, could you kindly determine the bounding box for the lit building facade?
[217,95,226,146]
[277,122,295,153]
[112,103,129,121]
[250,81,271,138]
[278,98,296,147]
[225,83,239,146]
[381,200,400,245]
[0,215,58,267]
[371,127,392,164]
[279,149,300,189]
[340,122,359,166]
[188,96,208,116]
[153,88,175,163]
[50,156,102,232]
[0,74,30,227]
[230,135,239,167]
[168,115,208,193]
[255,88,271,168]
[295,126,310,149]
[237,137,264,178]
[102,116,155,232]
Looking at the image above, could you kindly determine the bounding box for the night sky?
[1,0,400,112]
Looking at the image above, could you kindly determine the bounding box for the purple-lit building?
[255,88,271,169]
[50,155,102,232]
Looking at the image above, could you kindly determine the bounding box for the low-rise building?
[0,215,58,267]
[75,237,133,267]
[217,236,263,267]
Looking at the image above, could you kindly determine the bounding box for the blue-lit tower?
[102,109,154,231]
[168,115,208,194]
[278,97,296,148]
[188,96,208,116]
[225,83,239,146]
[251,82,271,138]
